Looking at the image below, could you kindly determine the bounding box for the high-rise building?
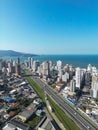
[92,75,98,88]
[31,58,33,68]
[58,69,63,78]
[28,57,33,69]
[90,89,98,98]
[15,57,21,75]
[76,67,81,89]
[24,60,29,68]
[75,67,84,89]
[8,61,13,74]
[38,64,43,76]
[90,78,98,98]
[90,75,98,98]
[85,72,92,86]
[87,64,92,73]
[42,61,50,76]
[16,57,20,64]
[50,68,58,78]
[49,61,53,69]
[70,79,76,92]
[62,72,69,82]
[32,60,40,72]
[0,59,3,73]
[2,67,7,80]
[57,60,62,70]
[63,64,69,72]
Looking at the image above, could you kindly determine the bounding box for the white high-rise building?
[13,61,16,67]
[92,67,98,76]
[58,69,63,78]
[32,60,40,72]
[70,80,76,92]
[25,60,29,68]
[69,65,73,71]
[76,67,81,88]
[62,72,69,82]
[38,64,43,76]
[90,90,98,98]
[42,61,50,76]
[2,67,7,73]
[57,60,62,70]
[75,67,84,89]
[87,64,92,73]
[8,61,13,74]
[90,79,98,98]
[90,75,98,98]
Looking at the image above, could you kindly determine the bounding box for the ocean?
[1,55,98,68]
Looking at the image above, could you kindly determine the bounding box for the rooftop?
[18,103,37,121]
[5,119,30,130]
[38,116,57,130]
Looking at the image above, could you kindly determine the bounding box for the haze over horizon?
[0,0,98,54]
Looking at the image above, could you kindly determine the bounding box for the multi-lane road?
[31,76,98,130]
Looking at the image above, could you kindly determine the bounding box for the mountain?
[0,50,37,57]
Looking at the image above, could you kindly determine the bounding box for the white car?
[87,126,90,129]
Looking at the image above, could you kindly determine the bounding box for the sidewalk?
[46,99,66,130]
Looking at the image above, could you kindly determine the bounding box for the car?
[87,126,90,129]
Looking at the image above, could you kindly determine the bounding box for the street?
[32,76,98,130]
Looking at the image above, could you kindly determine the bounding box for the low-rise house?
[28,93,37,99]
[9,89,17,95]
[9,111,16,117]
[55,83,64,92]
[2,119,31,130]
[3,114,10,120]
[36,109,42,116]
[18,81,28,87]
[18,103,38,122]
[4,96,13,103]
[33,98,41,105]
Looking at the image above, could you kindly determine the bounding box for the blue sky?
[0,0,98,54]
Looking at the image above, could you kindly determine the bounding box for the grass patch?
[48,96,80,130]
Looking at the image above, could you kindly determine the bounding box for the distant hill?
[0,50,37,57]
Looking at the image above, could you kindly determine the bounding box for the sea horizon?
[1,54,98,68]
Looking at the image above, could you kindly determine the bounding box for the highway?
[31,76,98,130]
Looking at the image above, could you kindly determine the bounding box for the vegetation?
[81,106,86,112]
[7,107,21,114]
[0,50,37,57]
[51,84,56,88]
[95,98,98,103]
[48,96,80,130]
[17,99,33,107]
[26,114,41,128]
